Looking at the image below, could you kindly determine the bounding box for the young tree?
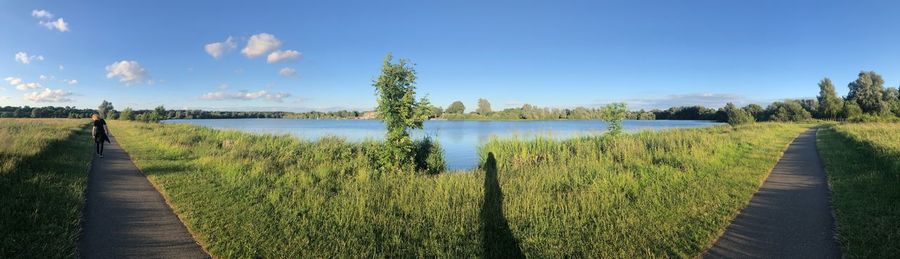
[601,103,627,136]
[476,98,492,115]
[884,87,900,116]
[120,107,135,121]
[817,78,843,120]
[767,100,812,122]
[373,54,431,172]
[743,104,765,121]
[98,100,114,119]
[841,100,863,119]
[725,102,754,126]
[446,101,465,114]
[847,71,886,114]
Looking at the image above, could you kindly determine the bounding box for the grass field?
[109,120,808,257]
[0,119,93,258]
[817,123,900,258]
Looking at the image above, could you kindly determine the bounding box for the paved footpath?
[704,128,841,258]
[79,136,209,259]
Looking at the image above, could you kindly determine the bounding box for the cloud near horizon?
[25,88,73,102]
[5,77,44,91]
[200,90,291,102]
[105,60,148,84]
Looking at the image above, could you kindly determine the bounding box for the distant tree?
[798,99,819,118]
[446,101,465,114]
[476,98,492,115]
[883,87,900,116]
[817,78,843,120]
[847,71,886,114]
[601,103,627,136]
[841,100,863,119]
[429,106,443,118]
[767,100,812,122]
[743,104,765,121]
[637,111,655,120]
[120,107,135,121]
[372,54,431,172]
[725,102,754,126]
[98,100,114,119]
[145,105,166,122]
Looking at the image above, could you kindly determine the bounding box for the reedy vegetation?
[817,123,900,258]
[0,119,93,258]
[109,120,808,257]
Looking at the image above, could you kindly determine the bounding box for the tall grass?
[109,120,808,257]
[0,119,93,258]
[477,123,809,257]
[818,123,900,258]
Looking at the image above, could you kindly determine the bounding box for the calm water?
[164,119,722,170]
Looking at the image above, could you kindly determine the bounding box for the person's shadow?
[481,152,525,258]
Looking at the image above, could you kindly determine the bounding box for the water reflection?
[164,119,721,170]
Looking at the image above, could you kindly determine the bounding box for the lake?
[164,119,722,170]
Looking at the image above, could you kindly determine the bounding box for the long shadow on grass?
[0,124,92,258]
[480,153,524,258]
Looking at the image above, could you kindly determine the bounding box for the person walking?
[91,113,111,158]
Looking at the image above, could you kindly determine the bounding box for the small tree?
[120,107,135,121]
[476,98,492,115]
[446,101,465,114]
[817,78,843,120]
[847,71,886,114]
[98,100,114,119]
[373,54,431,172]
[601,103,626,136]
[841,100,863,119]
[724,102,754,126]
[147,105,166,123]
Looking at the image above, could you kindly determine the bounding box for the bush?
[725,103,754,126]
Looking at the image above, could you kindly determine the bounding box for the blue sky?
[2,0,899,111]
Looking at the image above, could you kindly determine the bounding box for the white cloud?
[58,65,65,70]
[39,74,54,80]
[15,52,44,64]
[4,77,23,86]
[25,88,73,102]
[242,33,281,58]
[31,9,54,18]
[15,82,43,91]
[65,79,78,85]
[204,36,237,59]
[278,67,297,77]
[267,50,301,63]
[105,60,147,84]
[200,90,291,102]
[4,77,42,91]
[0,96,10,101]
[40,18,69,32]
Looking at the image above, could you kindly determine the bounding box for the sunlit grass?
[0,119,93,258]
[109,120,808,257]
[818,123,900,258]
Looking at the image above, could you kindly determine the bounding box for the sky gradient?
[2,0,899,111]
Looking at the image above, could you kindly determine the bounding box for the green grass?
[109,120,808,257]
[817,123,900,258]
[0,119,93,258]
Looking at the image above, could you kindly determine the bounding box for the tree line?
[4,71,898,124]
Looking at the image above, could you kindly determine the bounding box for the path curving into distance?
[78,136,209,259]
[704,128,841,258]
